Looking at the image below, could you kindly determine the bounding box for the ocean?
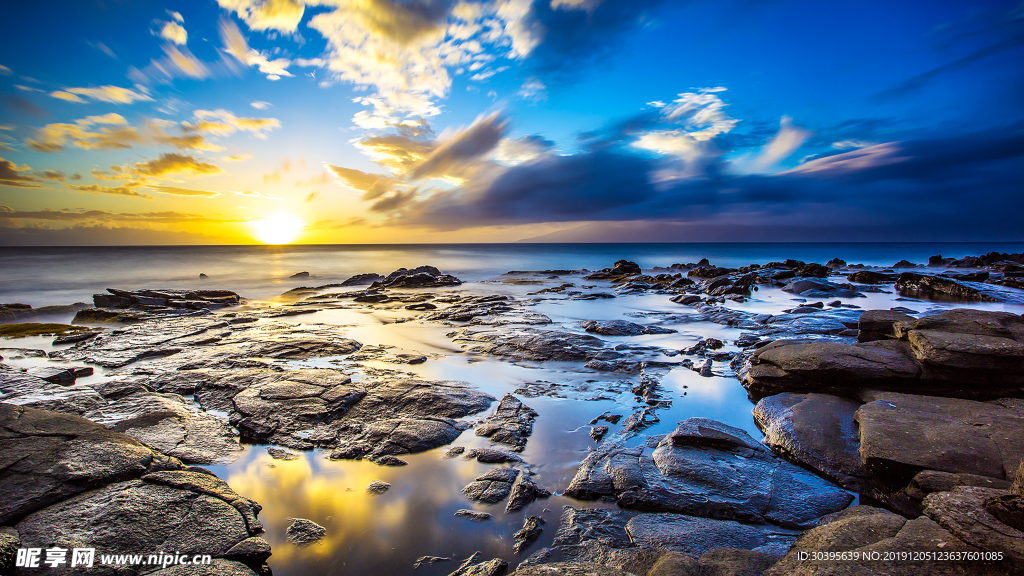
[3,242,1024,307]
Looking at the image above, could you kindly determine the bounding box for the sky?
[0,0,1022,245]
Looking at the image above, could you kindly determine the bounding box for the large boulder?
[743,308,1024,400]
[896,272,1024,303]
[564,418,852,529]
[925,486,1024,564]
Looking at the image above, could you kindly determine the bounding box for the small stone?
[267,447,299,461]
[454,509,491,522]
[285,518,326,545]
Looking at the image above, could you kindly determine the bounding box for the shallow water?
[3,244,1024,575]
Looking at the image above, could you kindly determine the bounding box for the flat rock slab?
[450,327,607,362]
[856,392,1024,482]
[564,418,852,529]
[581,320,675,336]
[754,392,868,489]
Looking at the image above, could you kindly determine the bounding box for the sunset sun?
[250,214,304,245]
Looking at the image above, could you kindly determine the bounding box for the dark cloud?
[407,112,508,180]
[0,157,43,188]
[387,125,1024,239]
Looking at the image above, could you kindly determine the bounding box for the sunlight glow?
[250,214,305,245]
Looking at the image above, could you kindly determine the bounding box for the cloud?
[217,0,305,32]
[186,109,281,139]
[407,111,508,180]
[250,101,271,109]
[0,225,227,246]
[67,183,152,198]
[126,153,223,178]
[0,207,238,223]
[492,134,554,164]
[26,113,144,153]
[0,64,11,75]
[0,157,43,188]
[518,77,546,101]
[222,153,253,162]
[160,21,189,45]
[148,185,221,198]
[233,190,261,197]
[327,165,405,200]
[160,45,211,79]
[219,18,293,80]
[783,142,908,176]
[50,85,153,104]
[36,170,66,181]
[749,115,812,171]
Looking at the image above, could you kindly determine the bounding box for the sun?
[250,214,305,245]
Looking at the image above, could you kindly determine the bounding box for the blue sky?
[1,0,1022,244]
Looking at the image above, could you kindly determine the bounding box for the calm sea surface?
[3,243,1024,306]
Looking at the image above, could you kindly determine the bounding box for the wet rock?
[671,294,702,305]
[231,369,367,449]
[455,509,491,522]
[581,320,675,336]
[475,393,538,449]
[372,454,409,466]
[698,548,776,576]
[468,448,524,463]
[0,365,106,416]
[447,554,508,576]
[290,272,310,279]
[450,327,607,362]
[247,337,362,359]
[149,559,259,575]
[754,392,867,490]
[565,418,852,528]
[514,516,545,554]
[341,273,385,286]
[925,486,1024,564]
[406,302,438,310]
[462,467,520,504]
[590,426,609,441]
[765,505,1009,576]
[857,309,915,341]
[373,266,462,288]
[856,392,1024,483]
[415,555,452,568]
[367,480,391,494]
[508,563,631,576]
[896,272,1024,303]
[333,417,469,460]
[847,271,895,284]
[270,447,302,461]
[585,260,643,281]
[782,278,864,299]
[285,518,326,545]
[91,288,241,310]
[506,474,552,513]
[53,315,231,368]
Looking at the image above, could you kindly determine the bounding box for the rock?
[341,273,385,286]
[406,302,438,310]
[745,308,1024,400]
[765,505,1012,575]
[450,328,607,362]
[415,555,452,568]
[373,266,462,288]
[266,447,299,460]
[148,559,258,575]
[782,278,863,299]
[367,480,391,494]
[847,270,895,284]
[289,272,311,279]
[91,288,241,310]
[590,426,609,441]
[468,448,524,463]
[698,548,776,576]
[564,418,853,528]
[857,309,915,341]
[508,563,631,576]
[372,454,409,466]
[924,486,1024,564]
[0,366,105,416]
[455,509,491,521]
[462,467,520,504]
[514,516,545,555]
[581,320,675,336]
[475,393,538,449]
[506,474,552,513]
[285,518,326,545]
[671,294,701,305]
[224,536,272,565]
[248,337,362,359]
[754,393,868,490]
[447,554,508,576]
[856,392,1024,483]
[893,259,918,268]
[896,272,1024,303]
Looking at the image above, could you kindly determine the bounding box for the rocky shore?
[1,252,1023,575]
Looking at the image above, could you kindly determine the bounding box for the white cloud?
[219,18,294,80]
[750,116,812,171]
[217,0,305,33]
[160,21,188,45]
[518,77,546,101]
[250,101,272,109]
